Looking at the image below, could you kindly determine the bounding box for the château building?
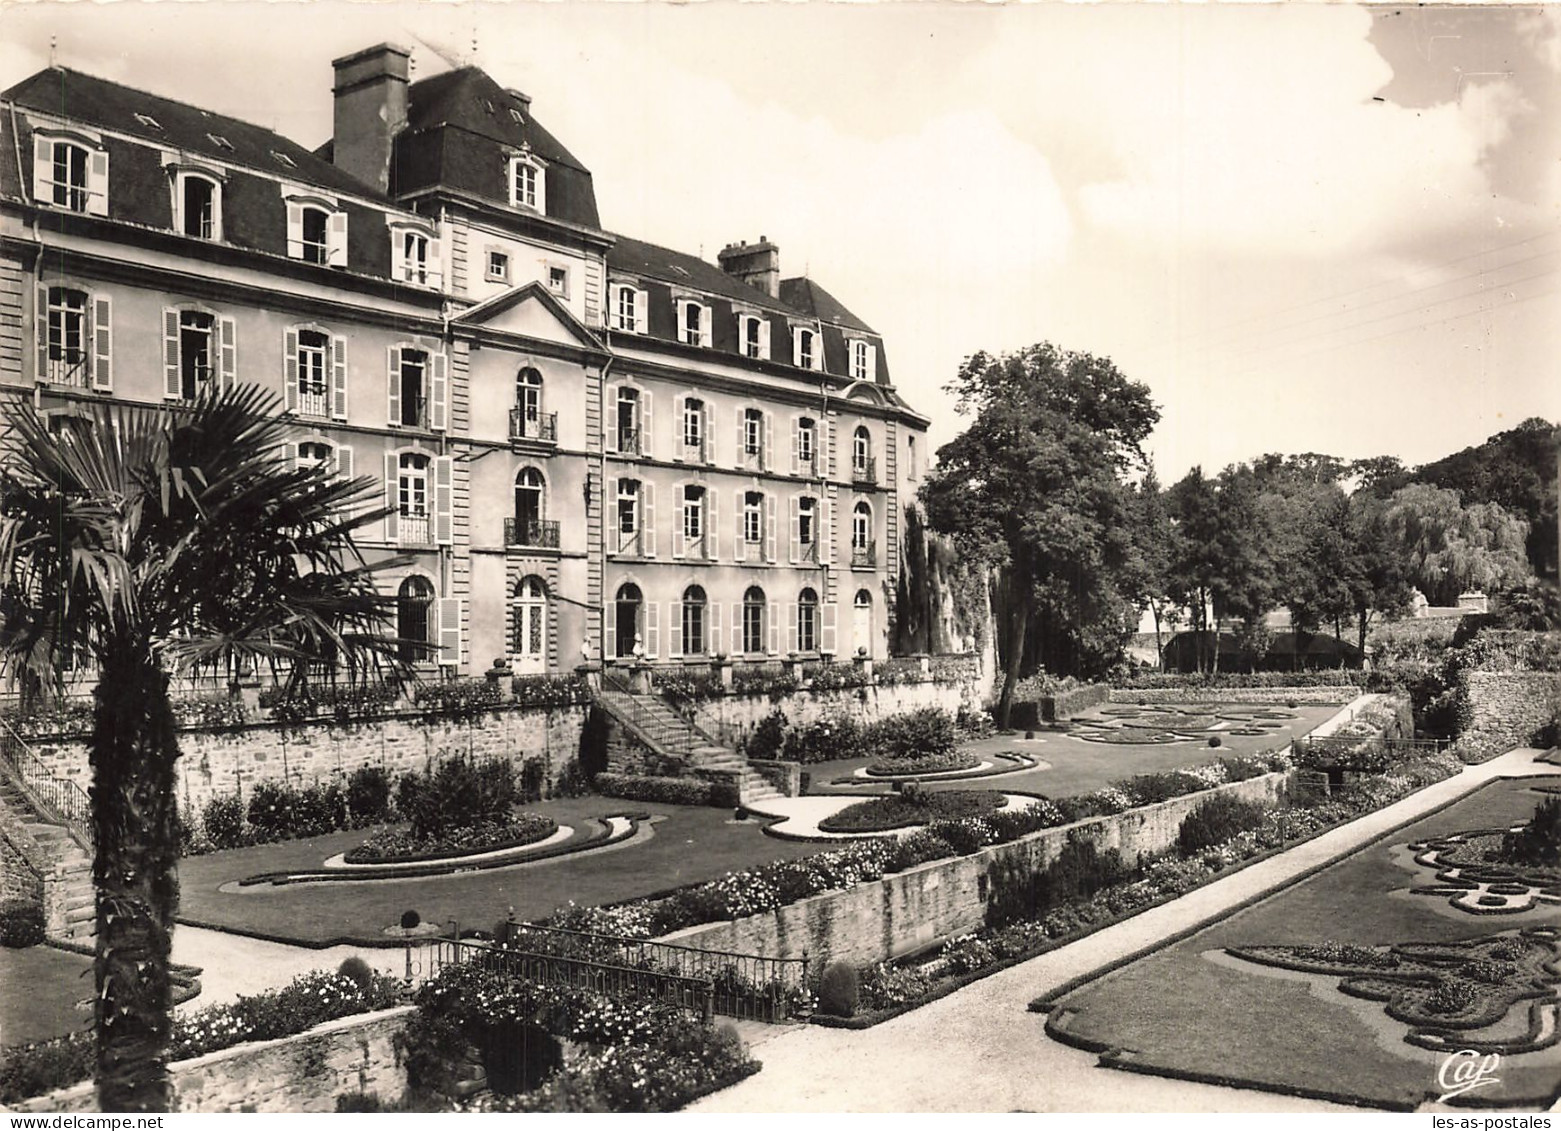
[0,44,930,678]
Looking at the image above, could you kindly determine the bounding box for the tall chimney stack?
[331,44,411,195]
[717,236,780,298]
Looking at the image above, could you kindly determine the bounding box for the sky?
[1,1,1556,484]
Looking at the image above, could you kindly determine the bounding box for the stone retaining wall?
[10,1007,412,1113]
[22,706,587,817]
[1455,670,1561,763]
[691,679,982,753]
[1108,686,1358,705]
[660,770,1290,968]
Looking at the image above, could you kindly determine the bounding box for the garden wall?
[21,705,588,817]
[1107,686,1358,706]
[9,1007,412,1114]
[1454,669,1561,764]
[660,771,1290,968]
[690,679,983,753]
[0,796,43,905]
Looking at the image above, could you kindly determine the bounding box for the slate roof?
[607,233,799,317]
[779,276,877,335]
[2,66,383,200]
[404,67,590,178]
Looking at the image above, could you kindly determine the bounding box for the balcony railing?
[398,398,428,430]
[399,511,432,546]
[797,453,820,478]
[615,530,642,556]
[852,541,878,568]
[616,427,642,455]
[297,385,329,417]
[43,352,91,388]
[505,517,561,549]
[682,535,716,561]
[740,446,764,470]
[797,539,820,565]
[852,456,878,485]
[511,409,558,444]
[681,438,707,462]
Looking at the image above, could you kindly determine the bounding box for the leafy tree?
[0,387,396,1111]
[1376,482,1531,605]
[1165,466,1221,672]
[1130,464,1179,666]
[922,344,1158,723]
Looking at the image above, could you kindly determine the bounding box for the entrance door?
[852,589,872,658]
[614,582,642,659]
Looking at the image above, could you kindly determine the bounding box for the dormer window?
[613,284,647,334]
[207,133,233,151]
[301,207,329,263]
[32,133,107,216]
[793,326,821,371]
[508,156,545,212]
[849,338,875,381]
[391,225,441,288]
[739,313,771,361]
[271,150,297,169]
[286,196,347,267]
[134,113,162,130]
[174,171,221,241]
[679,299,711,348]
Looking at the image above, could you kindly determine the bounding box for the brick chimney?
[717,237,780,298]
[331,44,411,194]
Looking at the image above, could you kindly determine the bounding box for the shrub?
[0,899,45,948]
[412,678,504,716]
[201,793,247,849]
[346,765,394,825]
[0,1032,94,1105]
[1207,735,1222,748]
[401,909,421,930]
[1501,796,1561,866]
[784,714,870,763]
[337,955,376,992]
[246,781,297,840]
[593,773,732,807]
[869,707,957,760]
[399,757,517,840]
[746,709,788,760]
[336,1093,386,1112]
[1178,794,1270,855]
[818,961,860,1018]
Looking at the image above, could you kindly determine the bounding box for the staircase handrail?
[0,715,92,849]
[596,673,695,757]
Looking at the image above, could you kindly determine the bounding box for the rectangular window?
[683,399,704,453]
[512,161,538,209]
[178,311,215,400]
[799,420,815,467]
[297,330,329,416]
[46,289,88,382]
[683,487,705,543]
[400,351,427,428]
[615,287,637,332]
[744,410,763,458]
[52,143,89,212]
[486,250,510,282]
[401,231,429,284]
[301,208,330,265]
[744,492,763,544]
[181,176,217,240]
[799,499,816,547]
[547,265,568,296]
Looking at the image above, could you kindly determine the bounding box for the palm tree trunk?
[90,644,181,1112]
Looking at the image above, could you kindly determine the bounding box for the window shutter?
[824,496,835,566]
[331,336,348,419]
[826,418,837,478]
[217,315,236,388]
[604,601,617,660]
[386,345,402,425]
[821,603,838,655]
[634,289,648,334]
[426,235,444,291]
[790,417,800,475]
[673,394,686,461]
[430,351,448,431]
[336,445,353,480]
[670,602,683,659]
[607,476,620,550]
[709,603,721,655]
[86,149,108,216]
[605,386,618,452]
[706,490,718,561]
[787,602,799,654]
[762,412,774,472]
[91,295,112,391]
[672,486,686,559]
[758,318,771,360]
[33,283,47,381]
[285,201,304,259]
[735,411,745,469]
[645,602,659,658]
[734,489,746,562]
[283,328,299,411]
[327,210,348,267]
[162,308,181,399]
[866,342,878,382]
[31,136,51,204]
[389,229,404,280]
[731,604,743,655]
[438,597,461,668]
[641,481,656,557]
[768,603,780,655]
[383,452,399,543]
[765,495,777,563]
[699,304,712,347]
[788,496,800,564]
[284,442,299,470]
[434,455,453,545]
[640,390,653,457]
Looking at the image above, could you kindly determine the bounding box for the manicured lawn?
[174,795,826,947]
[805,703,1339,799]
[1046,775,1561,1111]
[817,789,1008,833]
[0,945,93,1047]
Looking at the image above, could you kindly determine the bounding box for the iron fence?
[0,716,91,847]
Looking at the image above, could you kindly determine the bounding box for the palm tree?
[0,385,398,1111]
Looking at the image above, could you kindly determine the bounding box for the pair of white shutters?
[382,453,454,546]
[728,603,782,656]
[284,200,348,266]
[33,285,113,391]
[386,346,448,431]
[734,410,775,471]
[605,477,656,556]
[605,387,654,456]
[281,328,348,419]
[732,493,777,564]
[787,496,834,565]
[672,486,716,560]
[668,602,722,659]
[603,600,660,660]
[161,309,238,399]
[31,136,108,216]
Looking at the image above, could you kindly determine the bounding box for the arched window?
[397,576,435,663]
[852,501,872,549]
[743,586,766,655]
[515,367,545,440]
[852,588,873,658]
[398,452,431,543]
[798,588,819,654]
[176,172,220,241]
[511,575,547,670]
[297,440,333,467]
[614,582,643,658]
[852,426,872,476]
[512,467,546,546]
[681,585,707,656]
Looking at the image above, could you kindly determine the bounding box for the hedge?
[593,773,740,808]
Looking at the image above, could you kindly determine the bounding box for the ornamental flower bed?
[344,813,558,864]
[817,788,1008,833]
[865,750,980,775]
[0,968,403,1104]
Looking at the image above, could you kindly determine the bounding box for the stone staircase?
[593,677,787,807]
[0,772,95,942]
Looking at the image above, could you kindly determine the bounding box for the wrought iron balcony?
[616,427,642,455]
[798,540,820,565]
[43,352,91,388]
[505,517,561,549]
[851,456,878,485]
[511,409,558,444]
[852,541,878,568]
[398,512,432,546]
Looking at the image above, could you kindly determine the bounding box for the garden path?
[689,746,1559,1113]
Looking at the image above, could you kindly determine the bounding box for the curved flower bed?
[344,813,557,864]
[817,789,1008,833]
[865,751,980,776]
